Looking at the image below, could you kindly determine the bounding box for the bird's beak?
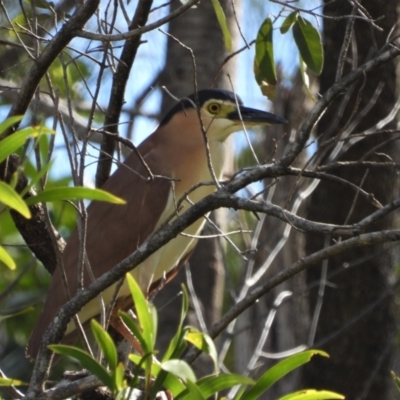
[228,106,287,126]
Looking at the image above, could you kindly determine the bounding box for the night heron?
[27,88,287,359]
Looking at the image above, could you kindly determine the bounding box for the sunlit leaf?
[176,374,255,400]
[161,360,196,384]
[0,116,23,136]
[278,389,344,400]
[185,328,218,373]
[25,186,126,206]
[210,0,232,52]
[241,350,329,400]
[0,245,16,270]
[280,11,298,34]
[0,377,27,386]
[0,181,31,218]
[114,362,126,392]
[299,56,317,103]
[91,319,118,371]
[0,125,53,163]
[126,274,155,350]
[185,379,205,400]
[292,16,324,75]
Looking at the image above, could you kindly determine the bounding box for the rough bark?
[303,1,399,398]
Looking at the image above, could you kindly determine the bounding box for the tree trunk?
[303,1,399,398]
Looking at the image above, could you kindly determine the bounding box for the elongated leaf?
[279,389,344,400]
[185,328,218,373]
[126,274,155,350]
[0,377,27,386]
[0,116,23,136]
[114,362,126,392]
[0,181,31,218]
[299,56,317,103]
[161,360,196,384]
[210,0,232,52]
[49,345,113,389]
[292,16,323,75]
[120,311,149,354]
[185,379,205,400]
[91,320,118,371]
[162,373,187,397]
[0,126,53,163]
[25,186,126,206]
[151,287,189,397]
[254,17,277,98]
[0,245,16,270]
[241,350,329,400]
[0,306,33,322]
[21,160,54,197]
[255,17,277,84]
[280,11,298,34]
[392,371,400,394]
[162,285,189,361]
[176,374,255,400]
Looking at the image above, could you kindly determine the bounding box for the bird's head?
[160,89,287,142]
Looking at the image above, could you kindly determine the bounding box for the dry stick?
[77,0,201,41]
[185,228,400,364]
[4,0,101,134]
[96,0,153,188]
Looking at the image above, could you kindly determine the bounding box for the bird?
[26,88,287,359]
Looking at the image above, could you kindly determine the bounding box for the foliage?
[255,12,323,99]
[1,0,399,399]
[48,276,343,400]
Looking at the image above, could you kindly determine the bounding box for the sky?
[6,0,322,184]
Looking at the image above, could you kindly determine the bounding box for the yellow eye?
[207,102,221,114]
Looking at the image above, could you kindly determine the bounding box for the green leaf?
[0,245,16,270]
[0,125,53,163]
[49,345,113,390]
[0,181,31,218]
[120,311,149,354]
[161,360,196,383]
[25,186,126,206]
[176,374,255,400]
[392,371,400,394]
[292,16,324,75]
[185,379,206,400]
[150,286,190,398]
[299,56,317,103]
[162,373,187,397]
[126,274,155,350]
[0,377,27,386]
[91,319,118,371]
[210,0,232,52]
[241,350,329,400]
[278,389,344,400]
[280,11,298,34]
[185,328,218,373]
[0,116,23,136]
[163,285,189,361]
[114,362,126,392]
[20,160,54,197]
[254,17,277,99]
